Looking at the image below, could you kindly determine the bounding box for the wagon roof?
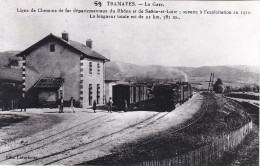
[114,84,136,87]
[16,33,109,61]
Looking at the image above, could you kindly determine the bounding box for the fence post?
[131,120,253,166]
[193,150,196,166]
[201,147,203,166]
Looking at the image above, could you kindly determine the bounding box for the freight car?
[112,84,151,111]
[153,82,193,111]
[112,82,192,112]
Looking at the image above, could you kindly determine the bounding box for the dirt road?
[0,94,203,165]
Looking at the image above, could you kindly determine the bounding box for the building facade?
[16,32,109,108]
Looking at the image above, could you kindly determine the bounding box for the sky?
[0,0,259,67]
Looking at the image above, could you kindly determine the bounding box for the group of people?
[93,97,128,113]
[58,97,75,113]
[20,96,127,113]
[92,97,114,113]
[58,97,114,113]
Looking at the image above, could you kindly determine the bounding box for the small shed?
[0,68,22,111]
[33,77,64,107]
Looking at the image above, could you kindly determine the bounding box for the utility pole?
[211,73,214,91]
[208,73,212,91]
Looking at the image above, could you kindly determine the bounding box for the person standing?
[124,100,128,112]
[93,100,97,113]
[107,97,113,113]
[20,95,26,112]
[58,97,64,113]
[69,97,75,113]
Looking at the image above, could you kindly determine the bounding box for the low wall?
[130,120,253,166]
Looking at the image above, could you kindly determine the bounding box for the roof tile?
[34,77,63,89]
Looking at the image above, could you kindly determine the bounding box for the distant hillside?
[228,65,259,74]
[189,66,259,81]
[105,61,259,86]
[0,51,259,88]
[105,61,197,82]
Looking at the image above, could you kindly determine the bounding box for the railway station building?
[16,32,109,108]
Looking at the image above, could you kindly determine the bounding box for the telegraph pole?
[211,73,214,89]
[208,73,212,91]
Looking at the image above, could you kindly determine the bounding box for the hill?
[105,61,259,87]
[189,66,259,80]
[0,51,259,89]
[105,62,193,82]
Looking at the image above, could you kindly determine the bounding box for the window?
[97,63,100,75]
[50,44,55,52]
[97,84,100,104]
[89,62,92,74]
[89,84,92,105]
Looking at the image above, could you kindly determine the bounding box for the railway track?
[1,112,167,165]
[45,97,203,165]
[96,93,254,166]
[44,112,170,165]
[1,95,203,165]
[0,114,111,163]
[93,97,208,162]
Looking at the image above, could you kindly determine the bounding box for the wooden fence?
[130,120,253,166]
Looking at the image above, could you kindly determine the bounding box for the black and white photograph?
[0,0,259,165]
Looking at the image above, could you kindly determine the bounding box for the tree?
[213,78,224,93]
[253,84,259,92]
[225,86,233,93]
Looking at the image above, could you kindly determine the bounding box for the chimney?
[62,32,69,42]
[86,39,92,49]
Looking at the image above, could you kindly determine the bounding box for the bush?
[213,78,224,93]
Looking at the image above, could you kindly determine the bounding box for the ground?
[0,94,203,165]
[227,124,259,166]
[0,93,256,165]
[222,93,259,166]
[85,93,252,165]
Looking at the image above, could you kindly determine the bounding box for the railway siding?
[0,94,203,165]
[85,93,251,165]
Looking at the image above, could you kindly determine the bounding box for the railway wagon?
[112,84,150,110]
[113,84,134,110]
[181,83,192,103]
[135,86,140,103]
[153,84,180,111]
[188,83,193,98]
[153,82,193,111]
[137,84,148,102]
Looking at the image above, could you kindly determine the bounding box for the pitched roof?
[0,68,22,82]
[16,33,109,61]
[68,40,109,60]
[34,77,63,89]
